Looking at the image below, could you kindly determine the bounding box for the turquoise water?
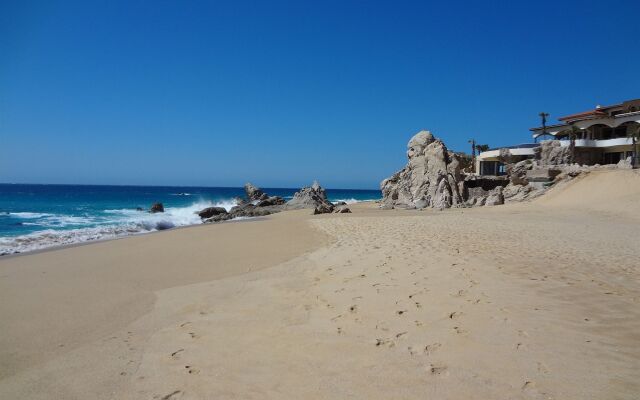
[0,184,380,255]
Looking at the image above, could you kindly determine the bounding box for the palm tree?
[626,124,640,168]
[566,125,580,164]
[475,144,490,153]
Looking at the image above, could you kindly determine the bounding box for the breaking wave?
[330,198,377,204]
[0,199,239,256]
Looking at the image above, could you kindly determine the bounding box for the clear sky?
[1,0,639,189]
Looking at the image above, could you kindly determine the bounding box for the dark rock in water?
[244,182,268,201]
[256,196,285,207]
[150,203,164,213]
[155,221,174,230]
[203,213,233,223]
[286,181,334,211]
[136,207,144,211]
[234,196,248,206]
[334,205,352,213]
[197,206,228,219]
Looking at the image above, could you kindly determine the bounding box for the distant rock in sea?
[199,184,286,223]
[244,183,268,201]
[150,203,164,213]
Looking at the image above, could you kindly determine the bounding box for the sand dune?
[1,170,639,399]
[537,169,640,215]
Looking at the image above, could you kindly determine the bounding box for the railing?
[559,138,633,148]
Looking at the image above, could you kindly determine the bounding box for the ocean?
[0,184,381,255]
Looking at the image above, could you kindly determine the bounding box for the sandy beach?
[1,169,639,399]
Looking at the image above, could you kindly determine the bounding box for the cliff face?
[380,130,463,209]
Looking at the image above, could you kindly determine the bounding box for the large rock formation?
[380,130,463,209]
[507,159,534,186]
[285,181,335,213]
[534,140,574,166]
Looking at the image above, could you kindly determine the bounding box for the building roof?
[558,109,607,121]
[529,122,567,132]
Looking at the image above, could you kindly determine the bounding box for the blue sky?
[1,0,639,189]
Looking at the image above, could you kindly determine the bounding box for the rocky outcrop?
[334,205,352,213]
[617,156,633,170]
[285,181,334,212]
[313,203,334,215]
[244,183,268,201]
[150,203,164,213]
[465,186,505,206]
[484,187,504,206]
[197,206,228,219]
[507,159,534,186]
[380,130,463,209]
[199,183,287,223]
[534,140,574,166]
[229,203,276,218]
[256,196,286,207]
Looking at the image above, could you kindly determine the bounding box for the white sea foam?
[0,225,142,255]
[331,198,360,204]
[8,212,54,219]
[0,199,240,255]
[331,198,381,204]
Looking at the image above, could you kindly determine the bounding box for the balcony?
[559,138,634,148]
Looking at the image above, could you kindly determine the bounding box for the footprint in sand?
[428,363,449,377]
[536,362,549,374]
[156,390,181,400]
[448,311,463,319]
[408,291,423,299]
[188,332,199,339]
[375,338,395,348]
[171,349,184,358]
[424,343,441,355]
[185,365,200,375]
[452,326,468,334]
[521,381,546,398]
